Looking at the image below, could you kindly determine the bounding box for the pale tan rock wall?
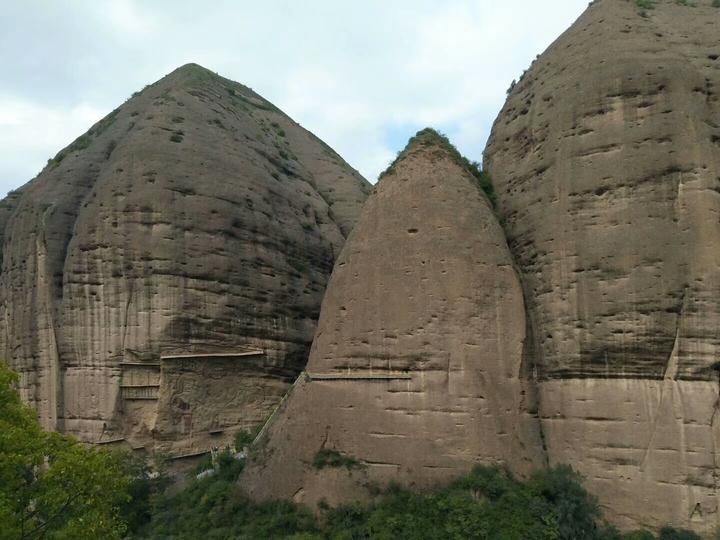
[242,138,546,506]
[484,0,720,531]
[0,64,370,454]
[540,378,720,535]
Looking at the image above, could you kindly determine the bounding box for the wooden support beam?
[169,449,211,460]
[306,372,412,381]
[160,350,264,360]
[94,437,125,445]
[119,362,161,367]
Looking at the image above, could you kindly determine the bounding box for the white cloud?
[278,65,394,179]
[0,97,106,191]
[103,0,158,36]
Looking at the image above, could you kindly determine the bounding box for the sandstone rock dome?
[484,0,720,533]
[241,129,546,506]
[0,63,370,455]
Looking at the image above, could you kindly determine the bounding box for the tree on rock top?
[381,127,497,208]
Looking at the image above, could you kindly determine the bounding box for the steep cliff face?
[484,0,720,532]
[241,130,546,507]
[0,63,371,455]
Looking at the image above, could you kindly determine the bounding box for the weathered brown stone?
[484,0,720,532]
[0,63,370,455]
[241,130,546,507]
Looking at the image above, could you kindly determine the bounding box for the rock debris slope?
[241,129,546,507]
[484,0,720,533]
[0,63,371,455]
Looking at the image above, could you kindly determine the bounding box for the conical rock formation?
[0,64,371,455]
[485,0,720,532]
[241,129,546,507]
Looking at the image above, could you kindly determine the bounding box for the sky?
[0,0,589,194]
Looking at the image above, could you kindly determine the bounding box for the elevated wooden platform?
[306,372,412,381]
[93,437,126,445]
[169,449,211,460]
[119,362,161,367]
[160,350,264,360]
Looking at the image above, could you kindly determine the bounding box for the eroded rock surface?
[0,64,370,455]
[484,0,720,532]
[241,130,546,507]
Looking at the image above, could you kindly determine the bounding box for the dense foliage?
[0,362,709,539]
[0,362,130,539]
[312,448,363,470]
[137,457,703,540]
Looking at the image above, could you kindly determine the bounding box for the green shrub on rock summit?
[380,128,497,209]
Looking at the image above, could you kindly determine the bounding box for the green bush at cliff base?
[380,127,498,209]
[0,361,132,540]
[142,456,317,539]
[0,361,706,540]
[138,457,702,540]
[120,454,171,536]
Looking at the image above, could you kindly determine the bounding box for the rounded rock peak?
[381,127,497,208]
[240,126,543,508]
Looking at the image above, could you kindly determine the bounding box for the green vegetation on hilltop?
[380,128,497,208]
[174,63,278,112]
[0,362,709,539]
[635,0,703,12]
